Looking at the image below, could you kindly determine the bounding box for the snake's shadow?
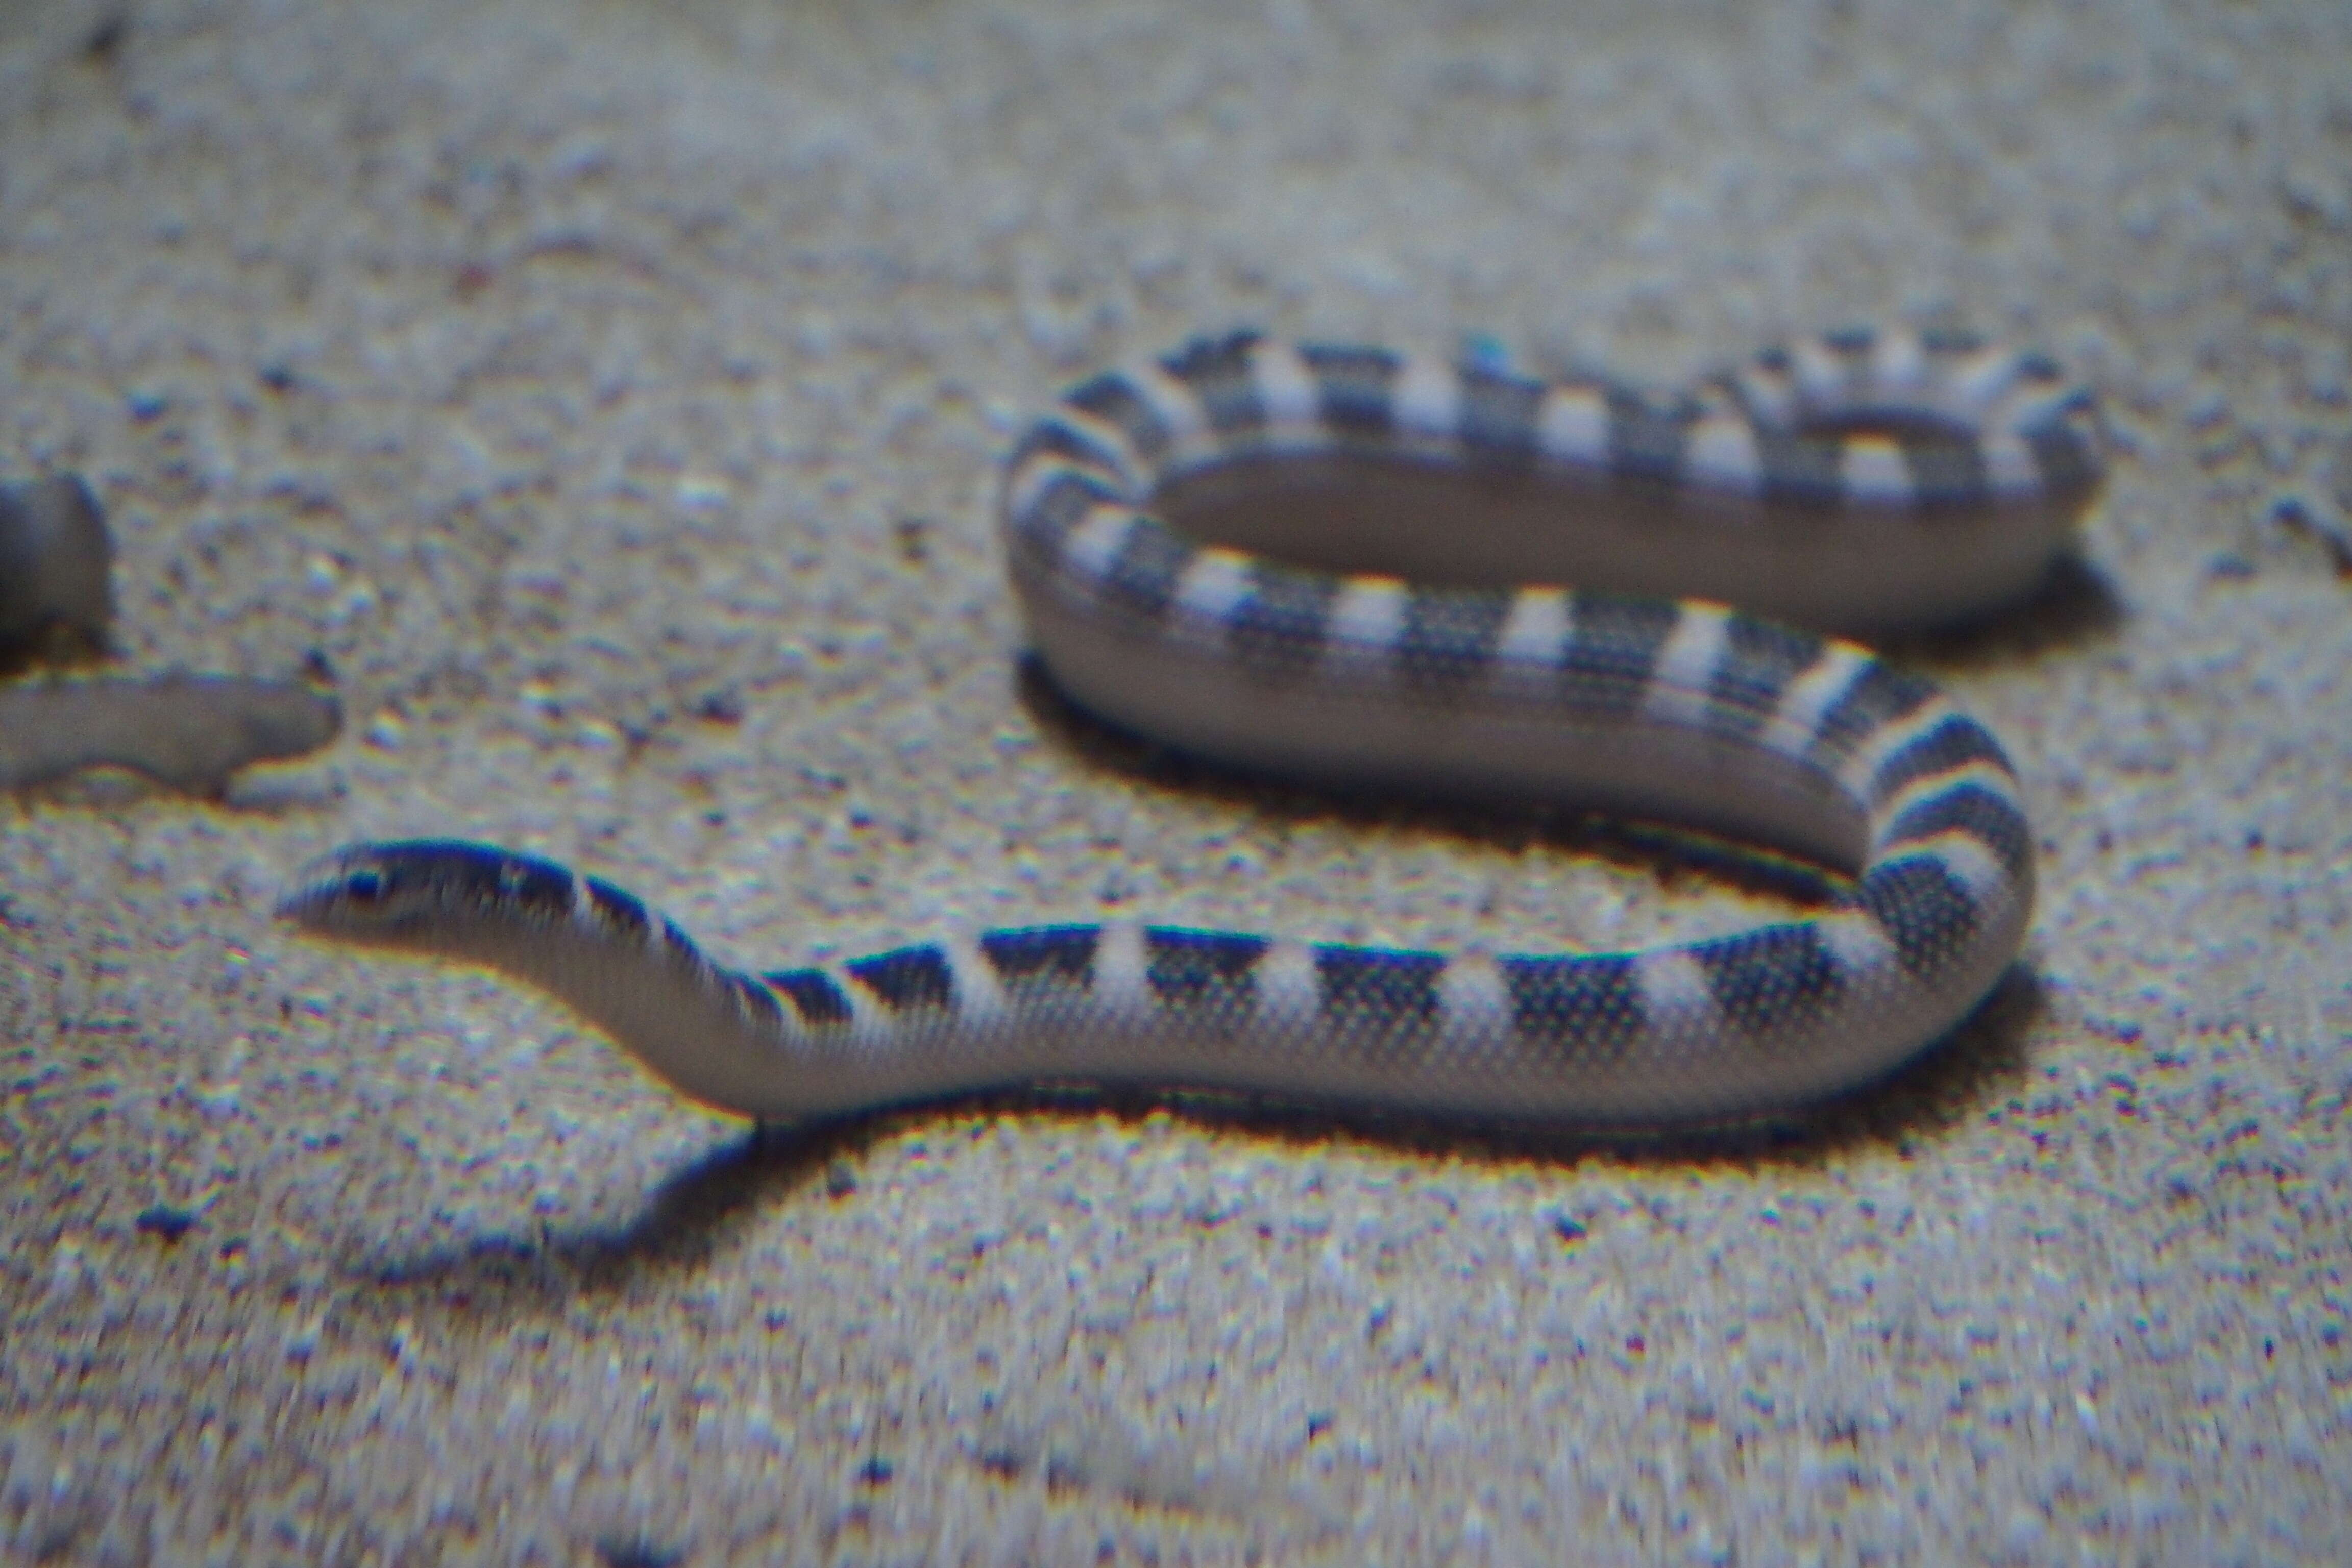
[1873,550,2122,665]
[359,961,2046,1296]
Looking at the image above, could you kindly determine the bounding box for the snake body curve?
[281,327,2101,1124]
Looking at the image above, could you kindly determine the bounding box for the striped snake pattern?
[282,327,2102,1124]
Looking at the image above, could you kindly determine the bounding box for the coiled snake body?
[282,328,2101,1124]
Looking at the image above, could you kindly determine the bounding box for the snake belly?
[280,327,2101,1124]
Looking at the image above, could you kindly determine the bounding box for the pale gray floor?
[2,0,2348,1562]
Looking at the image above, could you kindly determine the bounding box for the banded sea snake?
[281,328,2102,1125]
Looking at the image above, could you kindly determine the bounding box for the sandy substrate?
[2,0,2348,1561]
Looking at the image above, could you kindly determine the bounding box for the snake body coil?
[282,328,2100,1123]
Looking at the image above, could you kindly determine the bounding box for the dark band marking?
[337,842,553,923]
[979,925,1099,992]
[1706,615,1825,738]
[506,862,581,923]
[1869,715,2011,805]
[1315,947,1446,1045]
[1605,389,1690,487]
[1101,518,1195,621]
[1856,858,1981,979]
[1143,928,1269,1018]
[1300,343,1401,438]
[1559,592,1680,715]
[584,878,651,938]
[1455,366,1546,463]
[411,844,578,922]
[1807,659,1938,768]
[1395,588,1511,688]
[729,972,784,1025]
[1821,325,1877,358]
[1018,469,1125,556]
[1756,431,1847,509]
[1009,419,1130,489]
[1229,565,1339,676]
[1900,437,1991,513]
[1881,782,2033,878]
[1066,373,1172,464]
[845,946,957,1014]
[1499,954,1647,1062]
[1689,925,1844,1041]
[765,968,854,1026]
[1163,332,1266,439]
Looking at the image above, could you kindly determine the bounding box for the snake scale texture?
[282,327,2102,1124]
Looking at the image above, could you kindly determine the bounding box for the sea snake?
[280,327,2102,1124]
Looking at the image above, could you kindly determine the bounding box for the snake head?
[276,839,584,953]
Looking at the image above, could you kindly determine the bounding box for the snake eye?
[345,868,386,903]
